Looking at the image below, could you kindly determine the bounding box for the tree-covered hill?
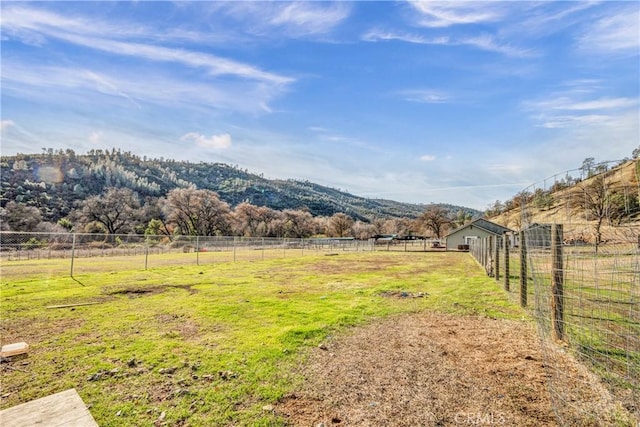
[0,148,479,224]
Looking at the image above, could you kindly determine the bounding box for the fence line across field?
[0,232,445,275]
[469,159,640,425]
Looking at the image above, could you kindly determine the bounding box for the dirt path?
[276,312,629,426]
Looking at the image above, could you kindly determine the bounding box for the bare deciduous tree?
[164,188,231,236]
[281,209,315,238]
[77,187,140,234]
[328,213,354,237]
[233,203,280,237]
[574,175,611,246]
[0,201,42,231]
[418,206,451,239]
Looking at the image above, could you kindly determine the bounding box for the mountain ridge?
[1,149,481,223]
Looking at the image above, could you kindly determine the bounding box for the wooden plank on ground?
[0,342,29,358]
[46,302,101,309]
[0,389,98,427]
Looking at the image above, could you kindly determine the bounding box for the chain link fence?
[0,232,378,276]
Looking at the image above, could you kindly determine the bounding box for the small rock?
[218,370,237,380]
[318,343,328,351]
[88,373,101,381]
[116,410,122,416]
[173,388,189,397]
[159,367,177,375]
[158,411,166,421]
[262,404,274,412]
[127,359,137,368]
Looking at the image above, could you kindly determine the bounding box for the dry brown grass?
[276,312,633,426]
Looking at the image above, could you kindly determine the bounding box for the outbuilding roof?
[445,218,513,237]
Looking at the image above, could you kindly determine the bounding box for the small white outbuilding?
[445,218,513,251]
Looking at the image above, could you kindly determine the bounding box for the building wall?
[445,225,497,250]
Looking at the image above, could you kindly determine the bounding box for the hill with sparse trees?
[486,158,639,244]
[0,148,480,238]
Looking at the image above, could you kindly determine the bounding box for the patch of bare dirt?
[155,313,200,340]
[104,284,198,298]
[276,312,632,426]
[0,317,85,347]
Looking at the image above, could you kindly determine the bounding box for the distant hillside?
[0,149,480,223]
[487,159,639,241]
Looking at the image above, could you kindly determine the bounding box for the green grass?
[1,251,526,426]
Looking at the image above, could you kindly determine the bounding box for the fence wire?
[522,161,639,426]
[0,232,380,276]
[473,160,639,425]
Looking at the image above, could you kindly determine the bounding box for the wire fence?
[473,160,640,425]
[0,232,443,278]
[0,232,368,275]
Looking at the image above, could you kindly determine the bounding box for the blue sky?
[1,1,638,210]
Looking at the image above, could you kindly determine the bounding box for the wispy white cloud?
[577,7,640,55]
[181,132,232,149]
[1,120,15,131]
[409,1,506,28]
[65,34,292,85]
[420,154,436,161]
[536,114,612,129]
[269,2,351,35]
[215,1,350,38]
[308,126,329,133]
[461,34,533,58]
[397,89,451,104]
[362,29,448,45]
[530,96,638,112]
[362,28,532,57]
[2,61,281,114]
[499,2,598,39]
[524,85,639,137]
[1,5,293,85]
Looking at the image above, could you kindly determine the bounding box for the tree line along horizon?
[0,148,477,239]
[1,148,638,240]
[1,186,471,240]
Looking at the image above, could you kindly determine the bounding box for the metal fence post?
[551,224,564,341]
[488,236,493,276]
[196,236,200,266]
[70,233,76,278]
[495,235,500,281]
[504,232,510,292]
[520,230,527,307]
[145,237,149,270]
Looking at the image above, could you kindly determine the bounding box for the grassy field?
[1,251,526,426]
